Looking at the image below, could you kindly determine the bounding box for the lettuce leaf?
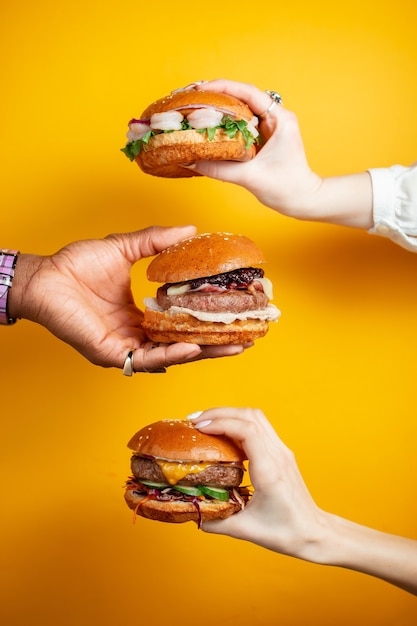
[121,115,257,161]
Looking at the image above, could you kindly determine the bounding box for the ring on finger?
[259,90,283,118]
[122,349,136,377]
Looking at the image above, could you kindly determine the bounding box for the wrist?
[0,250,20,324]
[7,253,45,322]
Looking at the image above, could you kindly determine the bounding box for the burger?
[121,83,259,178]
[142,232,281,345]
[124,419,250,527]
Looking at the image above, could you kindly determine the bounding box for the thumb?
[109,225,197,264]
[200,515,241,537]
[183,160,249,184]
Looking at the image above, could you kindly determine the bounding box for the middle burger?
[142,232,281,345]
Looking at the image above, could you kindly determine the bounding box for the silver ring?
[259,91,283,118]
[122,349,135,377]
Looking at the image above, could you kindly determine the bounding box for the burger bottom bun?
[142,308,269,345]
[124,489,242,524]
[135,128,256,178]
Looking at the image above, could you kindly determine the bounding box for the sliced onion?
[191,497,203,529]
[128,117,150,125]
[166,283,190,296]
[254,277,274,300]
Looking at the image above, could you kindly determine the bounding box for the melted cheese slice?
[155,459,211,485]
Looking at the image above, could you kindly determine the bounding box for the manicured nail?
[193,420,212,429]
[186,411,203,421]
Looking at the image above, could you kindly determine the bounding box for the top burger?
[121,83,259,178]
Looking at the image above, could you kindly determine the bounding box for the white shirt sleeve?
[368,163,417,252]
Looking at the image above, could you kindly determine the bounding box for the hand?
[193,79,373,229]
[194,79,323,218]
[189,407,417,594]
[9,226,252,371]
[189,407,326,558]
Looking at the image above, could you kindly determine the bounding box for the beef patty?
[156,285,268,313]
[131,455,244,487]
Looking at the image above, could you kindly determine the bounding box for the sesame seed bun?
[127,419,246,463]
[146,232,266,284]
[141,89,254,122]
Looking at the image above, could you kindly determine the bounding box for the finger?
[197,79,279,119]
[195,343,253,359]
[181,159,253,184]
[109,225,198,264]
[134,342,202,372]
[127,340,254,373]
[189,407,287,485]
[201,514,244,537]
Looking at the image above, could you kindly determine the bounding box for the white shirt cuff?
[368,163,417,252]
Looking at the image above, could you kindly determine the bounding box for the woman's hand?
[189,407,417,594]
[8,226,252,372]
[193,79,373,229]
[189,407,327,558]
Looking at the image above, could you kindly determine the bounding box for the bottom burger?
[124,419,251,527]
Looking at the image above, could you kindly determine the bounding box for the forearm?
[313,513,417,594]
[305,172,374,229]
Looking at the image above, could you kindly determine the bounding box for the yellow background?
[1,1,417,624]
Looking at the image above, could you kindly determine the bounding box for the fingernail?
[193,420,212,429]
[185,346,202,359]
[180,163,197,170]
[186,411,204,421]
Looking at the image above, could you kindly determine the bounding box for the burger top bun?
[147,232,266,284]
[141,89,255,122]
[127,419,246,464]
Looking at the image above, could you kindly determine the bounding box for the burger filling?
[131,455,245,487]
[121,109,259,161]
[144,266,281,324]
[155,267,269,314]
[126,455,250,528]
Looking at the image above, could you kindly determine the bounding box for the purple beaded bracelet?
[0,250,19,325]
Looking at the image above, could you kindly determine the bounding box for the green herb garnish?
[120,115,257,160]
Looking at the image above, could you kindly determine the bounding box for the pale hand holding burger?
[189,407,417,596]
[142,232,280,345]
[121,82,259,178]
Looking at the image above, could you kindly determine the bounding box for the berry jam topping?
[189,267,264,290]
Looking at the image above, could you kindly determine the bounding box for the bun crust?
[141,89,254,122]
[135,89,257,178]
[142,308,269,345]
[124,489,241,524]
[135,128,255,178]
[147,232,266,284]
[127,419,246,463]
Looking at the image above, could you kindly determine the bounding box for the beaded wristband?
[0,250,19,325]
